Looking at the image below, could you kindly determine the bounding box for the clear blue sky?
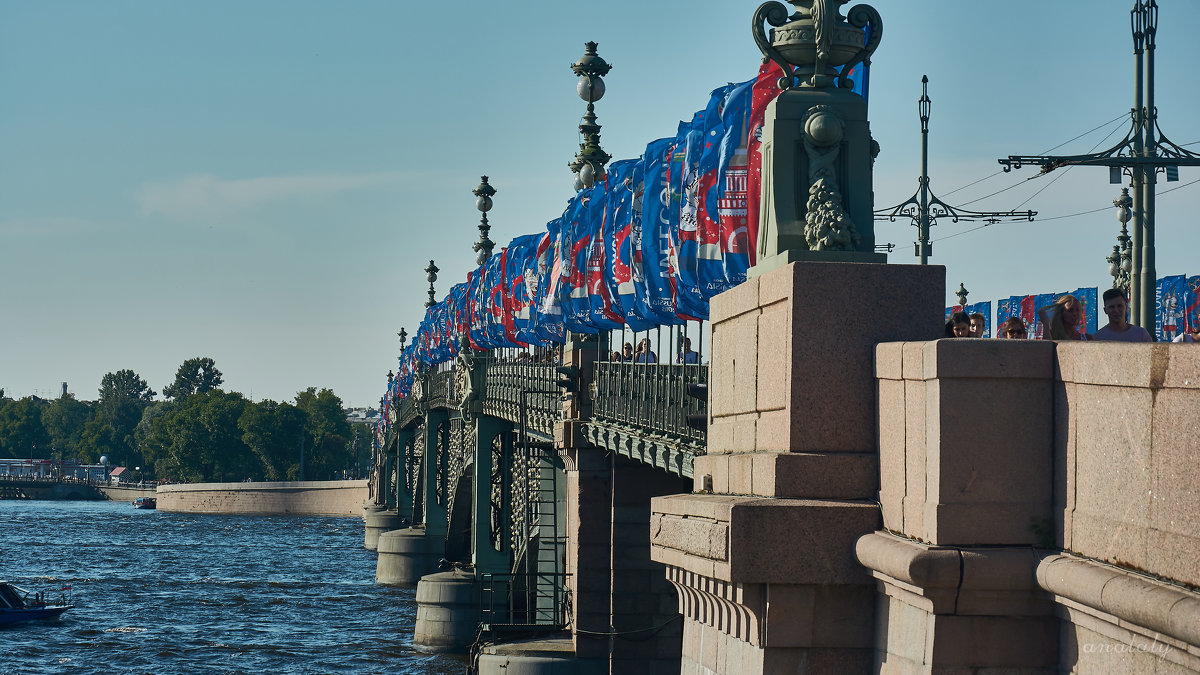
[2,1,1198,406]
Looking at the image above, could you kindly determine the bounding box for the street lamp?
[568,42,612,190]
[472,177,496,265]
[1108,188,1133,294]
[424,260,439,309]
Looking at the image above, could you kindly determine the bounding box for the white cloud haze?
[135,171,407,221]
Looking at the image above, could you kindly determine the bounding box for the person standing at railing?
[678,337,699,364]
[634,338,657,364]
[622,342,634,361]
[1093,289,1152,342]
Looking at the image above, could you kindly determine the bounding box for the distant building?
[344,408,382,425]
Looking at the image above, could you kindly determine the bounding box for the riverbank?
[156,480,368,517]
[98,484,157,502]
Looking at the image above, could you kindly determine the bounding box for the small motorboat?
[0,582,73,625]
[132,496,157,509]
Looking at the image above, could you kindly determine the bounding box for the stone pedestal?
[755,87,879,271]
[413,569,480,653]
[861,338,1060,672]
[376,527,438,586]
[651,260,944,674]
[364,509,403,551]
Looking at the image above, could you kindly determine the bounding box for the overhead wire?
[933,176,1200,242]
[940,112,1130,199]
[932,115,1140,242]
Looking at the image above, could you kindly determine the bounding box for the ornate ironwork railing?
[592,362,706,442]
[588,361,707,477]
[396,397,420,428]
[427,368,460,410]
[482,360,561,442]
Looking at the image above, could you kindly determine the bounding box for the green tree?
[0,397,51,459]
[154,390,254,482]
[99,370,156,403]
[84,370,156,467]
[294,387,352,480]
[163,357,224,400]
[41,394,91,460]
[239,400,307,480]
[133,400,178,478]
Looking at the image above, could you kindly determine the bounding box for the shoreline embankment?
[155,480,369,517]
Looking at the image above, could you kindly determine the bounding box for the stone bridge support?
[377,410,447,585]
[559,428,690,673]
[649,260,943,674]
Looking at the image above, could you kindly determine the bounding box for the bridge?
[361,2,1200,674]
[0,476,104,501]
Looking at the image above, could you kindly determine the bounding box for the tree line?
[0,357,374,482]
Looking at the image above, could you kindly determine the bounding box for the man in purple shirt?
[1093,288,1153,342]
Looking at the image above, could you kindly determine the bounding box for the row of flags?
[385,62,789,412]
[379,52,875,429]
[945,275,1200,341]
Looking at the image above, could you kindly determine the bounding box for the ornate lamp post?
[472,177,496,265]
[398,327,408,359]
[569,42,611,190]
[1001,1,1200,330]
[1108,188,1134,294]
[955,283,969,309]
[424,260,439,309]
[878,76,1035,264]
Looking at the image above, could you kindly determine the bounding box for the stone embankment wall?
[157,480,369,517]
[98,485,157,502]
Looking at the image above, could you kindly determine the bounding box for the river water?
[0,500,465,675]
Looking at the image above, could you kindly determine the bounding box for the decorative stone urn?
[752,0,882,89]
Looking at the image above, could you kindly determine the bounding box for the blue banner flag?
[558,191,599,333]
[583,177,624,330]
[611,159,655,332]
[672,107,714,320]
[997,297,1014,327]
[639,137,684,325]
[534,221,566,344]
[1187,276,1200,334]
[1072,287,1099,336]
[505,234,542,346]
[1156,275,1188,341]
[1032,294,1055,339]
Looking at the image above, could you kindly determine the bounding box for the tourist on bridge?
[999,317,1028,339]
[622,342,634,361]
[946,312,971,338]
[1093,289,1152,342]
[1040,294,1090,341]
[969,313,987,338]
[634,338,657,364]
[678,337,699,364]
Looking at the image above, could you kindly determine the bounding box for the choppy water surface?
[0,500,465,675]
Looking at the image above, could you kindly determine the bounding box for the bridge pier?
[650,260,943,674]
[415,412,515,653]
[378,411,448,584]
[559,429,689,673]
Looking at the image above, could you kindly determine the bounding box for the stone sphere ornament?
[804,111,844,146]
